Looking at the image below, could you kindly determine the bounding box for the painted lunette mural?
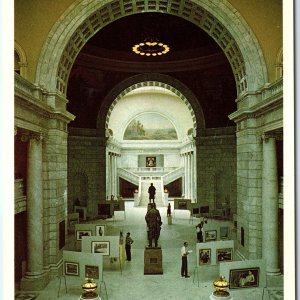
[123,113,178,140]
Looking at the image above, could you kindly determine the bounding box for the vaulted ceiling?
[67,13,237,129]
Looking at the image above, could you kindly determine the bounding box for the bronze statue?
[145,203,162,247]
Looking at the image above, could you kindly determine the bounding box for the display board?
[67,213,79,233]
[111,200,125,212]
[63,250,103,281]
[189,203,201,217]
[219,259,266,290]
[81,236,120,258]
[196,240,234,266]
[98,203,113,217]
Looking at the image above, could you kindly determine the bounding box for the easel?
[192,266,200,287]
[57,275,67,298]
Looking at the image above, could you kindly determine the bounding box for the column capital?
[260,130,283,142]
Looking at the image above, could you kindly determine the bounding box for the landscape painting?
[123,113,178,140]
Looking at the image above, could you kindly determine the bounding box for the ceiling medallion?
[132,37,170,57]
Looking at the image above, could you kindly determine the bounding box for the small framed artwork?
[91,241,110,256]
[178,200,187,210]
[216,248,233,262]
[199,249,211,265]
[76,230,92,241]
[229,267,260,289]
[192,208,200,215]
[146,156,156,167]
[113,202,120,211]
[59,220,65,250]
[220,226,230,240]
[64,262,79,276]
[85,265,99,279]
[95,225,105,236]
[205,230,217,241]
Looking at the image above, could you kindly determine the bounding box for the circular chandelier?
[132,37,170,57]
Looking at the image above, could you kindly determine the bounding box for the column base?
[209,293,233,300]
[20,271,49,290]
[266,268,281,276]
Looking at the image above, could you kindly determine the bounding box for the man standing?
[148,183,156,203]
[125,232,133,261]
[181,242,191,278]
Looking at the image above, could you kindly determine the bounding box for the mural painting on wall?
[123,113,178,140]
[146,157,156,167]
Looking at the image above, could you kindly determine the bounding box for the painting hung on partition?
[220,226,230,240]
[76,230,92,241]
[91,241,110,256]
[85,265,99,279]
[229,267,260,289]
[64,262,79,276]
[205,230,217,241]
[123,113,178,140]
[199,249,211,265]
[95,225,105,237]
[216,248,233,262]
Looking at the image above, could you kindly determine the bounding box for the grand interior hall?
[11,0,292,299]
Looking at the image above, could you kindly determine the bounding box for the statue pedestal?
[167,215,172,225]
[79,295,101,300]
[209,293,233,300]
[133,193,139,206]
[144,247,163,275]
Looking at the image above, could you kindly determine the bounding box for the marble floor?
[15,201,284,300]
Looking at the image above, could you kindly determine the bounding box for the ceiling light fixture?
[132,37,170,57]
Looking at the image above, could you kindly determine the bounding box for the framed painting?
[95,225,105,236]
[64,262,79,276]
[199,249,211,265]
[220,226,230,240]
[91,241,110,256]
[59,220,65,250]
[85,265,99,279]
[76,230,92,241]
[229,267,260,289]
[178,200,187,210]
[146,156,156,167]
[205,230,217,241]
[192,207,200,215]
[216,248,233,262]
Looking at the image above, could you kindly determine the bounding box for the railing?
[117,168,140,184]
[163,167,184,184]
[261,78,283,101]
[15,73,47,104]
[123,167,176,174]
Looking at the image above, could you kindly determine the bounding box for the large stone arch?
[36,0,268,98]
[97,73,205,138]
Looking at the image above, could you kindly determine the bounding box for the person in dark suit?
[181,242,190,278]
[125,232,133,261]
[148,183,156,203]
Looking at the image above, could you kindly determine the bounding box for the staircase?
[138,179,164,207]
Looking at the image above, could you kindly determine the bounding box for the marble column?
[188,153,191,199]
[184,154,188,197]
[262,135,280,275]
[21,133,48,290]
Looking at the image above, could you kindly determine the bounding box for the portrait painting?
[220,226,230,240]
[229,267,260,289]
[95,225,105,237]
[199,249,211,265]
[216,248,233,262]
[205,230,217,241]
[91,241,110,256]
[76,230,92,241]
[146,156,156,167]
[64,262,79,276]
[85,265,99,279]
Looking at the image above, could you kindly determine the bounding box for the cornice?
[75,51,229,73]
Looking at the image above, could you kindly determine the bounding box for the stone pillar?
[21,133,48,290]
[262,135,280,275]
[184,154,187,197]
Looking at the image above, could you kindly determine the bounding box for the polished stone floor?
[16,201,284,300]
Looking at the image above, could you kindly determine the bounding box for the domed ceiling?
[67,13,237,129]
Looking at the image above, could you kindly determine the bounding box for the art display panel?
[229,267,260,289]
[220,226,230,240]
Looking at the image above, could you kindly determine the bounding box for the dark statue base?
[144,247,163,275]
